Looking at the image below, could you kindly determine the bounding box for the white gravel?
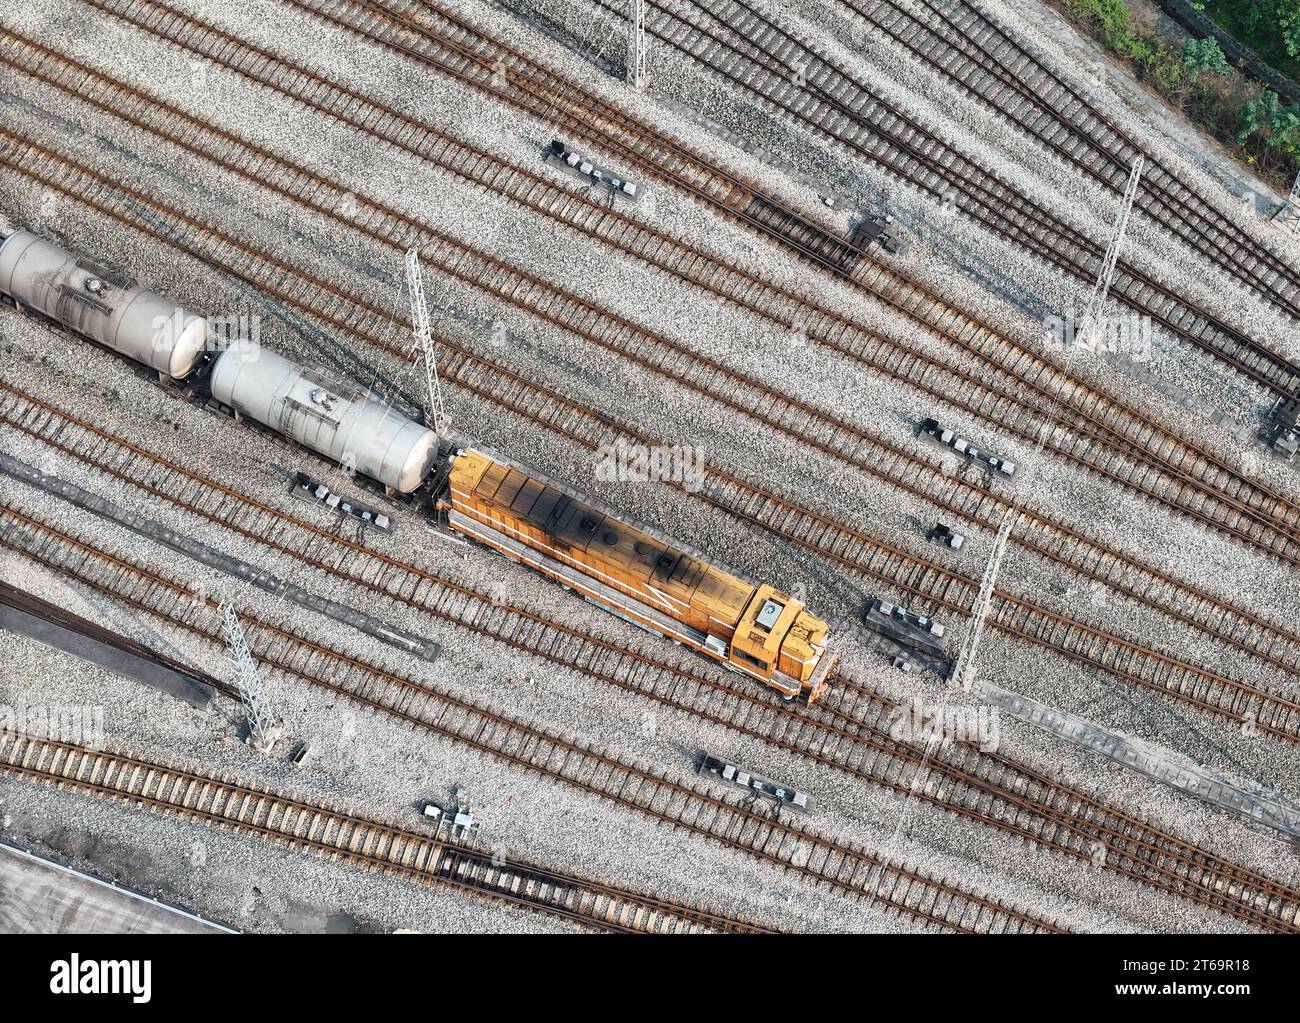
[1,0,1298,932]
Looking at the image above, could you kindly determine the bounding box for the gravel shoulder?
[1,0,1297,933]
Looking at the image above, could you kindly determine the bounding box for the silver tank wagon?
[0,231,207,380]
[210,347,438,494]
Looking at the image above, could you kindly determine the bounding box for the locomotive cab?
[731,586,833,701]
[730,589,795,682]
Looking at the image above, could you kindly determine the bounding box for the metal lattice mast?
[628,0,647,93]
[1077,158,1144,351]
[405,248,448,434]
[217,602,275,748]
[951,509,1018,692]
[1274,170,1300,236]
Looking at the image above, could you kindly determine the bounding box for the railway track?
[4,125,1298,746]
[847,0,1300,322]
[3,386,1298,932]
[621,0,1300,396]
[817,680,1300,934]
[0,505,1056,933]
[0,733,768,934]
[9,21,1300,680]
[234,0,1300,559]
[5,0,1294,935]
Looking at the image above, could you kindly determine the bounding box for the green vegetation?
[1238,87,1300,151]
[1195,1,1300,78]
[1056,0,1300,186]
[1181,36,1232,81]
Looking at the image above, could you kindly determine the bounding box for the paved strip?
[0,841,237,934]
[981,683,1300,839]
[0,581,216,709]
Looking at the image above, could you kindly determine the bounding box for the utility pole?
[405,248,448,435]
[1273,169,1300,237]
[628,0,648,93]
[1076,157,1144,353]
[951,509,1018,693]
[1036,158,1144,452]
[217,602,279,752]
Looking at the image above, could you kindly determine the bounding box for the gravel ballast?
[1,0,1298,933]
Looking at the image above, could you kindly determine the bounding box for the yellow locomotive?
[440,448,835,702]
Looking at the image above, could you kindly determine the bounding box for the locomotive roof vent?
[756,599,785,630]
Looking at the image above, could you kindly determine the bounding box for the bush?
[1196,1,1300,61]
[1117,32,1156,67]
[1238,88,1300,153]
[1065,0,1136,36]
[1153,52,1189,92]
[1181,37,1232,82]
